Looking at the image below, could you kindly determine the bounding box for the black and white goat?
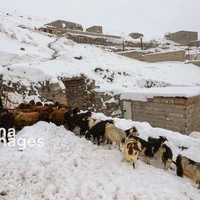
[175,154,200,189]
[132,135,168,165]
[148,136,173,170]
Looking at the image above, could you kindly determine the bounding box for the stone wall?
[61,76,121,117]
[118,50,185,62]
[65,33,156,50]
[3,75,120,117]
[61,76,94,109]
[188,60,200,67]
[63,30,121,39]
[121,96,200,135]
[39,81,67,103]
[3,80,67,107]
[117,51,146,61]
[144,50,185,62]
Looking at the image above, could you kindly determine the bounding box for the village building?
[165,30,198,46]
[86,26,103,34]
[190,40,200,47]
[38,25,58,35]
[45,20,83,31]
[39,20,83,35]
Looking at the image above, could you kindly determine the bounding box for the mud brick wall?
[131,97,188,134]
[123,96,200,135]
[187,96,200,134]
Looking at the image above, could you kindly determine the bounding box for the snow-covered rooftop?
[121,86,200,101]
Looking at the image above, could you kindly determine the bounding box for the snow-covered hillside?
[1,5,200,104]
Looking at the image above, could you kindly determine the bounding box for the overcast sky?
[1,0,200,39]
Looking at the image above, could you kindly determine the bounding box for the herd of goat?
[0,100,199,189]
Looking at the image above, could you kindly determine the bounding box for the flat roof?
[120,86,200,102]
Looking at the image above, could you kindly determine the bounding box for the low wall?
[117,51,146,61]
[144,50,185,62]
[3,81,67,107]
[118,50,185,62]
[188,60,200,67]
[65,33,156,50]
[62,29,121,39]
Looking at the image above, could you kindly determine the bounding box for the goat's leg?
[97,136,101,145]
[133,163,135,169]
[145,156,151,165]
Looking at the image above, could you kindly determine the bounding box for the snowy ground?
[0,113,200,200]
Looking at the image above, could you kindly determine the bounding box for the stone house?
[86,26,103,34]
[38,25,58,35]
[44,20,83,33]
[165,30,198,46]
[190,40,200,47]
[120,88,200,135]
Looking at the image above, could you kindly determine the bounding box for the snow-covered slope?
[0,114,200,199]
[1,7,200,98]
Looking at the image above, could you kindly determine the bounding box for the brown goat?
[15,112,39,131]
[50,108,68,126]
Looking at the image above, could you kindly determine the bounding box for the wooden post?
[122,40,125,51]
[140,37,143,50]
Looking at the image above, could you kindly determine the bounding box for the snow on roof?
[121,86,200,101]
[45,25,57,29]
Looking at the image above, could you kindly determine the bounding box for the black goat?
[0,109,15,142]
[86,120,115,145]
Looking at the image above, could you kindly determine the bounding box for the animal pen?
[120,88,200,135]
